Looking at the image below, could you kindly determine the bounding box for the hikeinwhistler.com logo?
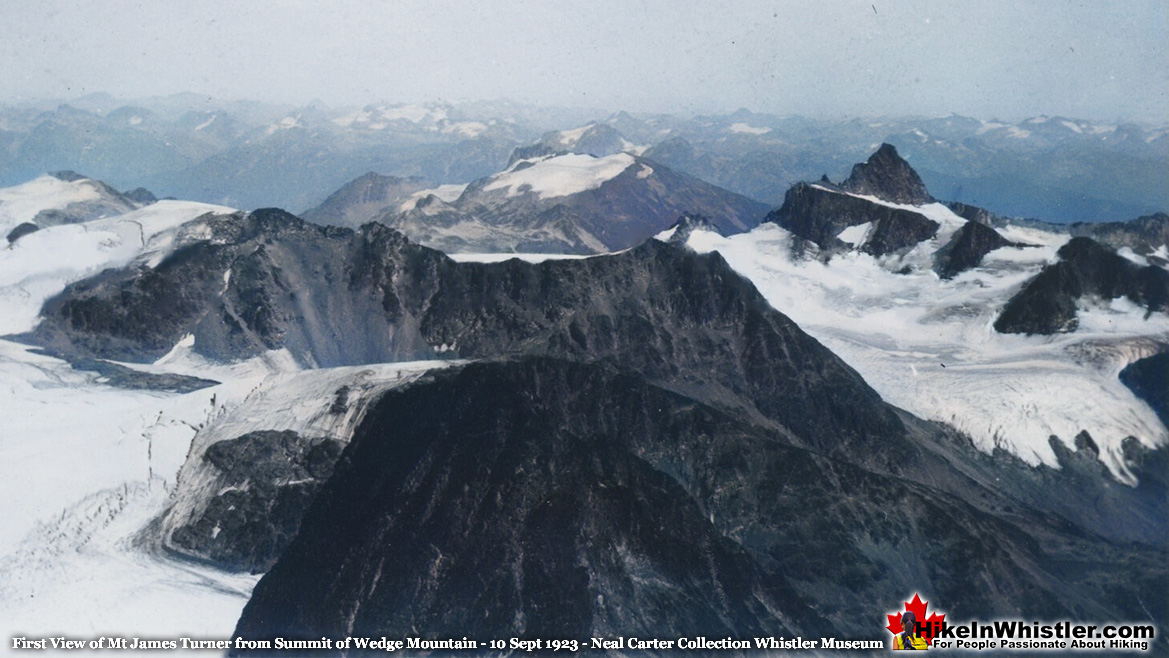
[885,593,1156,651]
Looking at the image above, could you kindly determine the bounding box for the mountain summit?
[840,142,935,205]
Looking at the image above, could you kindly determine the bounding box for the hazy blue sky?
[2,0,1165,122]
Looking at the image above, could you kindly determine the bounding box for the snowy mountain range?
[0,141,1165,654]
[1,95,1164,223]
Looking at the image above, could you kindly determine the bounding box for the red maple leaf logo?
[886,593,946,645]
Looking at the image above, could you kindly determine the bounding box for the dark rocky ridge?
[995,236,1169,334]
[24,207,913,461]
[840,143,935,205]
[121,187,158,204]
[49,170,89,182]
[231,358,1166,653]
[24,209,442,366]
[765,182,939,256]
[665,212,724,245]
[16,208,1166,648]
[6,222,39,243]
[66,355,219,393]
[169,430,344,573]
[946,200,1006,227]
[505,123,632,167]
[1069,212,1169,258]
[987,213,1169,259]
[933,220,1019,279]
[505,140,561,166]
[1120,352,1169,427]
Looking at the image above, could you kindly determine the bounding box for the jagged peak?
[49,170,89,183]
[659,213,724,245]
[840,143,934,205]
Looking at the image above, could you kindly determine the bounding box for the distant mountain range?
[1,95,1164,223]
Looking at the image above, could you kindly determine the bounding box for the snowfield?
[0,200,235,335]
[685,214,1168,483]
[0,332,453,654]
[0,338,266,655]
[483,153,636,200]
[0,175,106,236]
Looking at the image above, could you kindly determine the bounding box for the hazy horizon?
[2,0,1166,125]
[7,89,1169,129]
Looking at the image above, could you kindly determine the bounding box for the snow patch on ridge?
[399,183,468,212]
[0,200,235,335]
[728,123,771,135]
[0,175,104,235]
[448,252,600,264]
[483,153,636,200]
[836,222,873,246]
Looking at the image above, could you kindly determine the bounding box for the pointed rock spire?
[841,143,934,205]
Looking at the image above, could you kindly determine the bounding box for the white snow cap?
[483,153,636,200]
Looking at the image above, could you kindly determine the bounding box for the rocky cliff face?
[995,236,1169,334]
[232,359,826,648]
[27,208,904,459]
[840,143,935,205]
[25,209,445,365]
[765,182,939,256]
[933,220,1019,279]
[1070,212,1169,259]
[1120,352,1169,427]
[168,430,344,573]
[231,358,1166,653]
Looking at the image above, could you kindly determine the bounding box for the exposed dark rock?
[49,170,87,182]
[22,209,441,365]
[6,222,39,243]
[121,187,157,204]
[946,201,1004,227]
[933,220,1018,279]
[231,361,830,651]
[24,210,907,456]
[995,237,1169,334]
[27,211,1167,541]
[67,356,218,393]
[559,123,630,157]
[1120,352,1169,428]
[1069,212,1169,257]
[665,212,723,244]
[168,430,345,573]
[506,142,562,166]
[766,182,939,256]
[231,358,1164,653]
[25,175,144,227]
[840,143,935,205]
